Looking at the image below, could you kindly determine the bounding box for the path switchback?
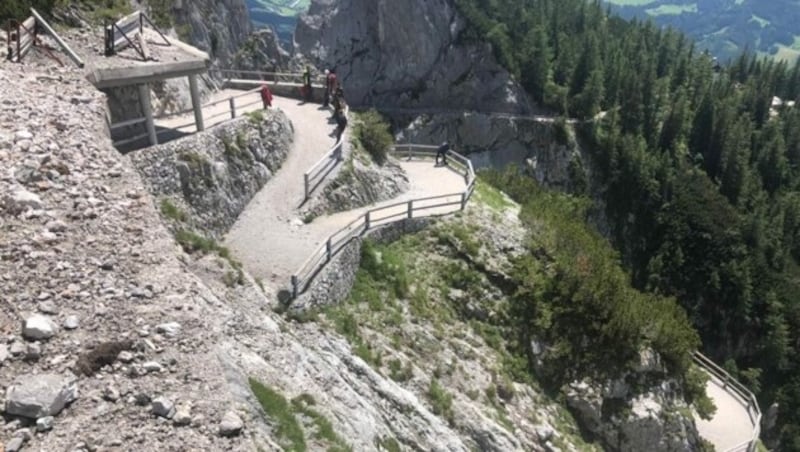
[223,95,465,289]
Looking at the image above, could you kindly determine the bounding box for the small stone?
[22,314,57,341]
[9,341,26,356]
[64,315,80,330]
[25,343,41,361]
[155,322,181,338]
[6,436,25,452]
[134,393,151,406]
[38,300,58,315]
[0,344,9,364]
[36,416,54,432]
[14,130,33,141]
[46,220,68,233]
[142,361,162,373]
[173,406,191,426]
[218,410,243,437]
[151,396,175,419]
[117,351,134,363]
[102,386,120,402]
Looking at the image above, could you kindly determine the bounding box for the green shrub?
[427,378,454,423]
[248,379,306,451]
[354,110,393,165]
[159,198,187,222]
[388,358,413,382]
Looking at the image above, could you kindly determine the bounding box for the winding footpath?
[156,87,760,451]
[220,94,465,288]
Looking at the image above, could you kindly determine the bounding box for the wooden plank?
[137,32,150,60]
[21,16,35,31]
[116,10,141,31]
[30,8,84,67]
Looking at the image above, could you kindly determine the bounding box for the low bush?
[354,110,393,165]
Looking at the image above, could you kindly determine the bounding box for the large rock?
[294,0,534,114]
[3,188,44,214]
[5,373,78,419]
[22,314,57,341]
[232,29,290,73]
[219,410,244,437]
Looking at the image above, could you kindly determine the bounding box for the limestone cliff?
[294,0,534,114]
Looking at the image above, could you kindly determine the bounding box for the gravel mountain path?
[223,96,465,288]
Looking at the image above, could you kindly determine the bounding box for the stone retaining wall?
[129,110,293,237]
[291,218,433,311]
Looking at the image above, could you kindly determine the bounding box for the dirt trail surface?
[695,375,758,451]
[223,100,466,288]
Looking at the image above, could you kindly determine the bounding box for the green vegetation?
[159,198,187,223]
[352,110,393,165]
[454,0,800,442]
[248,380,352,452]
[249,379,306,451]
[427,378,454,424]
[602,0,800,62]
[246,109,265,124]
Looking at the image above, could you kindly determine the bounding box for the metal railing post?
[304,173,310,200]
[407,144,411,161]
[291,275,298,299]
[461,192,467,211]
[229,97,236,119]
[326,239,332,262]
[365,211,371,230]
[407,201,413,219]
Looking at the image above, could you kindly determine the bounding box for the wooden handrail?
[291,143,476,297]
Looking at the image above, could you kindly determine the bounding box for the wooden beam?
[30,8,84,67]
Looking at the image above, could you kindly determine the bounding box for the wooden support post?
[138,83,158,146]
[30,8,84,67]
[461,192,467,211]
[229,97,236,119]
[291,275,298,299]
[326,239,332,262]
[407,201,413,219]
[304,173,310,200]
[365,211,371,230]
[188,74,204,132]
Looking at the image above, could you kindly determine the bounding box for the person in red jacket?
[260,83,273,109]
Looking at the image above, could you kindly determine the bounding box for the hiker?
[260,83,273,109]
[436,141,450,165]
[302,66,312,102]
[327,69,338,103]
[335,109,348,142]
[331,87,345,119]
[323,69,331,107]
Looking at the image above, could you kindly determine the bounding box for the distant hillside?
[602,0,800,63]
[246,0,310,48]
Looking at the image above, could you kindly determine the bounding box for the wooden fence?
[290,145,476,298]
[104,10,170,59]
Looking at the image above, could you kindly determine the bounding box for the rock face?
[400,113,585,192]
[130,111,293,237]
[171,0,252,68]
[5,374,78,419]
[302,151,410,219]
[294,0,534,114]
[566,380,702,452]
[232,29,291,73]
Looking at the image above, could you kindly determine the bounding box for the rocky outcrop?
[302,152,410,219]
[171,0,252,69]
[294,0,534,114]
[399,112,586,192]
[566,378,702,451]
[129,111,293,237]
[232,28,291,74]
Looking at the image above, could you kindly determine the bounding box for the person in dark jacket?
[436,141,450,165]
[302,66,312,102]
[335,110,348,142]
